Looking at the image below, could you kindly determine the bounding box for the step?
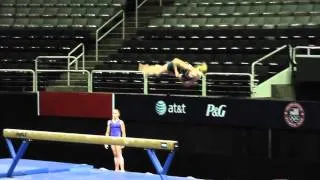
[87,49,118,56]
[49,79,88,86]
[45,85,89,92]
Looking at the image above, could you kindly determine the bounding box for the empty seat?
[0,7,15,17]
[16,0,30,6]
[70,0,85,6]
[218,5,237,16]
[57,7,72,17]
[57,18,73,28]
[204,6,221,16]
[13,17,29,27]
[27,18,43,27]
[29,0,43,6]
[72,18,88,28]
[295,4,313,15]
[99,7,115,17]
[290,15,310,27]
[205,17,221,27]
[189,6,206,16]
[43,0,57,6]
[29,7,45,17]
[248,4,266,15]
[218,17,236,27]
[70,7,86,17]
[0,18,14,27]
[148,18,165,28]
[176,6,191,16]
[176,18,192,27]
[56,0,71,7]
[1,0,16,7]
[97,0,113,6]
[42,18,58,28]
[86,18,102,29]
[277,16,295,28]
[311,4,320,14]
[85,7,100,17]
[42,7,58,17]
[279,4,297,15]
[15,7,31,17]
[162,7,177,16]
[190,18,207,27]
[308,15,320,27]
[234,5,251,15]
[84,0,99,6]
[111,0,123,6]
[263,4,281,15]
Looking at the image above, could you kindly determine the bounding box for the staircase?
[45,0,168,92]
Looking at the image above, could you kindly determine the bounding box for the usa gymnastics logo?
[284,102,305,128]
[155,100,167,116]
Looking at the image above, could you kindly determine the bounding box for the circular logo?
[284,102,305,128]
[155,100,167,116]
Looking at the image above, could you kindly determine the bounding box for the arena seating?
[93,0,319,96]
[0,0,124,91]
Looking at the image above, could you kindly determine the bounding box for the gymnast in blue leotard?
[105,109,126,172]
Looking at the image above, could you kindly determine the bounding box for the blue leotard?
[108,120,122,137]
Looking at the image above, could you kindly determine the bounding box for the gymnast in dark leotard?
[138,58,207,86]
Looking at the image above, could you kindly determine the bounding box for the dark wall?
[1,93,320,179]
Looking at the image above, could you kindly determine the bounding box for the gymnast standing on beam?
[138,58,207,86]
[105,109,126,172]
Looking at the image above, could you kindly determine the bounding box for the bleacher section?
[0,0,124,91]
[91,0,320,97]
[0,0,319,96]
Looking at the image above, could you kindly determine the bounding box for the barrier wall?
[39,92,113,119]
[115,94,319,130]
[1,92,320,179]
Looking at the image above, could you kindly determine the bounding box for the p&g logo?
[206,104,227,117]
[155,100,167,116]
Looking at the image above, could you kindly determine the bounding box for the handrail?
[68,43,85,71]
[36,69,91,92]
[135,0,162,28]
[96,10,125,61]
[91,70,144,93]
[204,72,253,96]
[0,69,36,92]
[34,56,77,86]
[251,45,288,89]
[293,46,320,58]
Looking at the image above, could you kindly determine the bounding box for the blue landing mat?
[0,159,201,180]
[0,158,93,177]
[1,168,200,180]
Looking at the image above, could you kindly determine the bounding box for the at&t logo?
[155,100,167,115]
[155,100,186,116]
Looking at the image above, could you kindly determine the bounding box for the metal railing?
[0,69,36,92]
[35,56,76,86]
[36,69,91,92]
[293,46,320,63]
[68,43,85,71]
[202,72,253,96]
[135,0,162,28]
[91,70,145,93]
[96,10,125,61]
[251,45,288,89]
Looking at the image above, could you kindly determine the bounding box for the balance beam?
[3,129,178,151]
[3,129,178,180]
